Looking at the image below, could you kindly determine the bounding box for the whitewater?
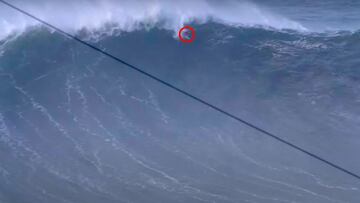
[0,0,314,41]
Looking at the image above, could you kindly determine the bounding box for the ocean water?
[1,0,360,202]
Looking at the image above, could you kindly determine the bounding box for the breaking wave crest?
[0,0,308,41]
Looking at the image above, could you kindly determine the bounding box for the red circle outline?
[178,26,196,43]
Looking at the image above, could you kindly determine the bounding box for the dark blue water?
[1,1,360,203]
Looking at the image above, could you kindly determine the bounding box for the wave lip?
[0,0,308,41]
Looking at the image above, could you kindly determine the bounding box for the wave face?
[1,1,360,203]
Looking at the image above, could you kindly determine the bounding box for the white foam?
[0,0,307,41]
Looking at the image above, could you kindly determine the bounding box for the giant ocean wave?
[1,1,360,203]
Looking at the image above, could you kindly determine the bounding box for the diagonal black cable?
[1,0,360,181]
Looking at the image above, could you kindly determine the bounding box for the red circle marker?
[178,26,196,43]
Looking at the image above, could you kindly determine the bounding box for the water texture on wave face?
[1,0,360,203]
